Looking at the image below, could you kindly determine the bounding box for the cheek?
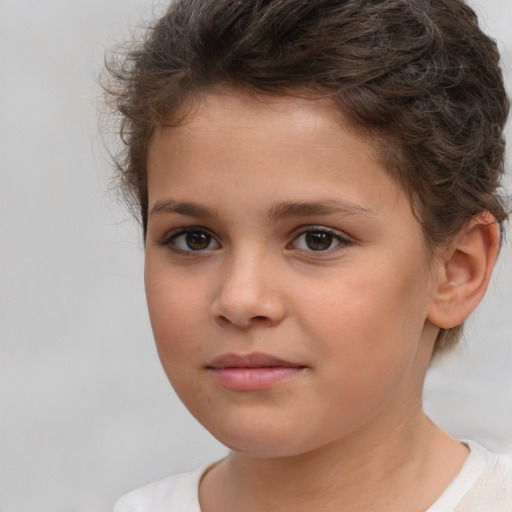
[297,257,431,374]
[302,272,426,339]
[145,269,222,424]
[145,270,212,408]
[145,260,208,363]
[300,279,427,433]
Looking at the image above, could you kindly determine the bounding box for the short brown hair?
[104,0,509,352]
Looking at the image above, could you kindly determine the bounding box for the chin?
[205,418,320,459]
[222,436,305,458]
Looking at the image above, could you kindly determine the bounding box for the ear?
[427,212,501,329]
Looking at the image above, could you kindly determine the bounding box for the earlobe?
[427,212,501,329]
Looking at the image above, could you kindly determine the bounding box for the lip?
[206,352,306,391]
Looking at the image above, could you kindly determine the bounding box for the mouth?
[206,352,307,391]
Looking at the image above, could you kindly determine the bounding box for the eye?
[165,228,220,252]
[291,227,349,252]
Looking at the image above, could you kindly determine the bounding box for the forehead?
[156,90,376,147]
[148,91,387,185]
[152,90,412,194]
[148,90,408,208]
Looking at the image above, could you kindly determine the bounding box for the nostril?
[213,313,273,329]
[215,315,231,327]
[210,292,285,328]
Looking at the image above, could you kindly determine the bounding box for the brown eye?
[186,231,211,250]
[169,229,220,252]
[291,228,347,252]
[304,231,335,251]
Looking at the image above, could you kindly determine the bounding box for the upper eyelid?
[287,226,355,257]
[160,226,220,246]
[292,225,352,241]
[157,224,353,247]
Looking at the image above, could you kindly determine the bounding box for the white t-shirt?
[113,441,512,512]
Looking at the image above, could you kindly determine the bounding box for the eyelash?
[159,225,353,255]
[289,226,353,253]
[160,226,219,254]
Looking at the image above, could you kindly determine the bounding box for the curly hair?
[104,0,509,352]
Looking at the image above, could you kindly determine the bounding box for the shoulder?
[112,463,213,512]
[428,440,512,512]
[455,441,512,511]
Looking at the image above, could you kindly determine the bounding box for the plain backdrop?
[0,0,511,510]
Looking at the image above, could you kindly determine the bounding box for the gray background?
[0,0,510,510]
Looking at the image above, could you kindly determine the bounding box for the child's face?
[144,92,440,457]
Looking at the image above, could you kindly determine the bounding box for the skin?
[144,91,483,511]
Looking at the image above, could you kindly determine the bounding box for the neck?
[200,410,468,512]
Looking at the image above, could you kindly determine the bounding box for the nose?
[210,251,286,329]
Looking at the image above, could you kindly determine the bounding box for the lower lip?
[208,366,304,390]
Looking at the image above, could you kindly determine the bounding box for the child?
[107,0,511,510]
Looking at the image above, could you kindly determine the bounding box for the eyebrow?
[149,198,376,221]
[267,200,376,221]
[150,199,218,218]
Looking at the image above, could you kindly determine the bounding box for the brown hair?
[104,0,509,352]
